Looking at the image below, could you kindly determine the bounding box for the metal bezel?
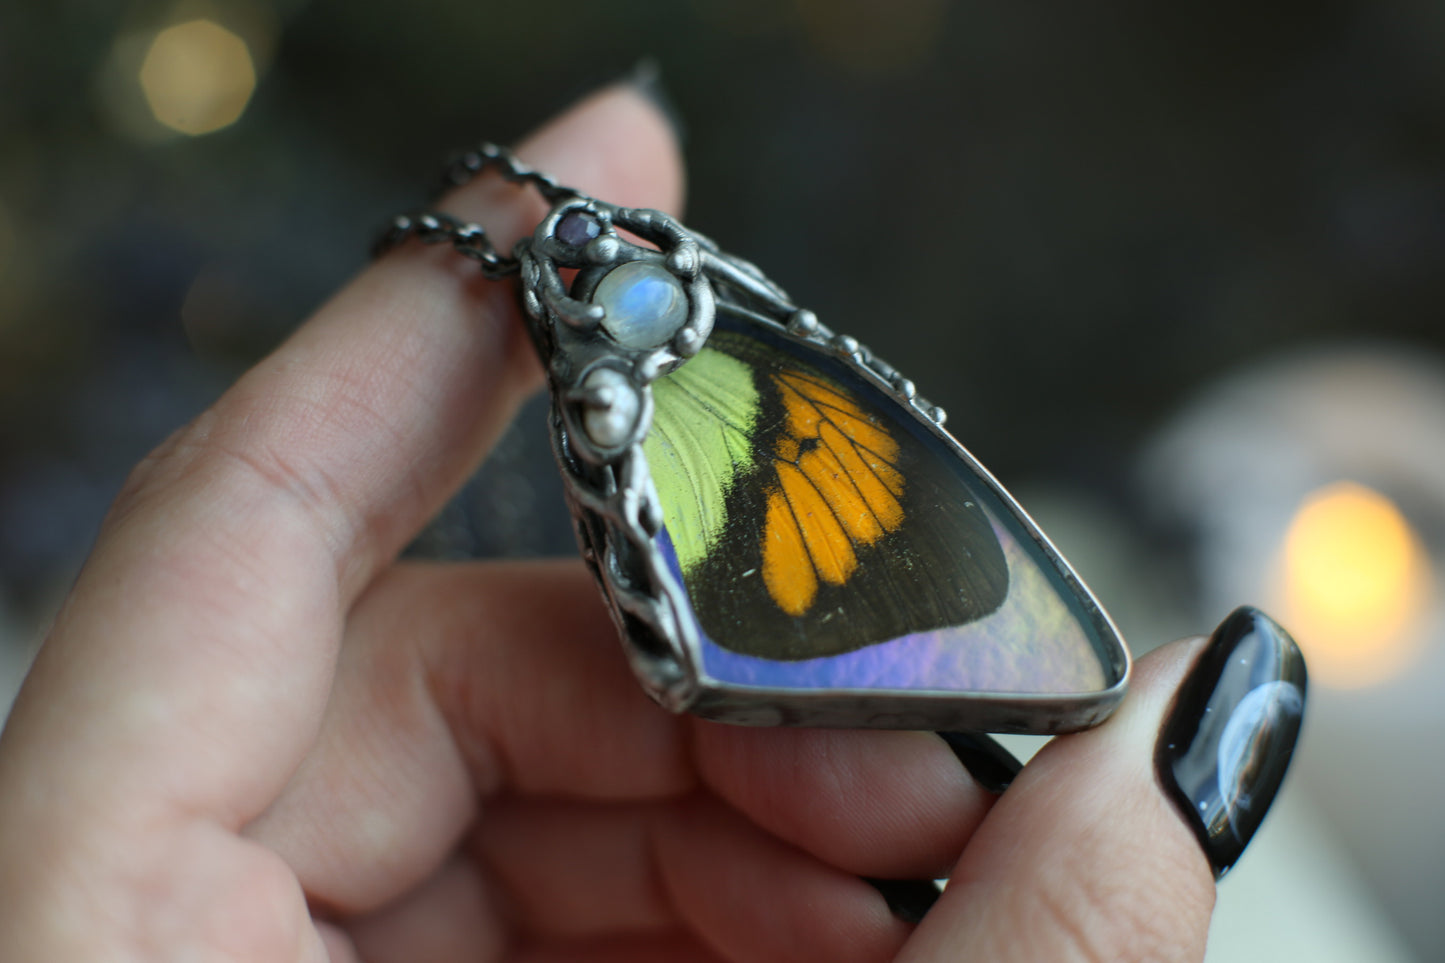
[517,199,1131,734]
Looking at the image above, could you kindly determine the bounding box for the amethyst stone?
[556,210,601,248]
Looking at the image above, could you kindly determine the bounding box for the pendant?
[515,198,1129,733]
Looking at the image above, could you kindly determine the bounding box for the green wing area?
[643,347,760,574]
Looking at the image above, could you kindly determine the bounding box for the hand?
[0,85,1275,963]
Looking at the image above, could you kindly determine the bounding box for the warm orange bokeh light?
[1279,481,1431,687]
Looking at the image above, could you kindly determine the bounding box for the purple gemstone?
[556,210,601,247]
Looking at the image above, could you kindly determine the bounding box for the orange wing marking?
[760,368,905,617]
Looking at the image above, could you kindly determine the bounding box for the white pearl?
[593,260,688,350]
[580,367,640,448]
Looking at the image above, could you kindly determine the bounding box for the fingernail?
[937,731,1023,794]
[864,877,942,924]
[624,57,686,145]
[1156,606,1307,879]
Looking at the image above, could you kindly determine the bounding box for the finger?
[653,795,911,963]
[247,560,990,911]
[900,608,1307,963]
[0,86,681,961]
[345,796,863,962]
[245,560,692,912]
[511,933,728,963]
[142,80,685,597]
[316,923,361,963]
[367,798,909,963]
[344,857,507,963]
[469,798,673,942]
[692,724,994,878]
[0,84,683,838]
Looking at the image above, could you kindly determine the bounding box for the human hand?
[0,85,1302,962]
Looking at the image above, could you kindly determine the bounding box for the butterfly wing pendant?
[517,199,1129,733]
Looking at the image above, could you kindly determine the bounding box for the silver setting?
[379,145,1131,733]
[514,204,1129,735]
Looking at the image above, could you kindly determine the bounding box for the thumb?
[902,607,1307,963]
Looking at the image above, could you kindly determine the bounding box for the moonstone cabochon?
[648,319,1124,698]
[594,260,690,350]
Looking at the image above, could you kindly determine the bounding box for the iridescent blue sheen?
[660,506,1110,696]
[595,261,688,349]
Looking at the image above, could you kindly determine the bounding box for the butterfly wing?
[644,323,1008,661]
[646,345,760,577]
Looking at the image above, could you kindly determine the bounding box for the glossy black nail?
[937,731,1023,794]
[1156,606,1307,879]
[864,877,942,924]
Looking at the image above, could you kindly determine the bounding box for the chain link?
[372,143,577,280]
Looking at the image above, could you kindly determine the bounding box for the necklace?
[378,143,1129,734]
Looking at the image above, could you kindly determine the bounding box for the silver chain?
[371,143,578,279]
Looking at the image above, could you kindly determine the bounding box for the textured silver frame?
[517,199,1130,734]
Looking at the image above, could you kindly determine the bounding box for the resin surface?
[643,312,1122,697]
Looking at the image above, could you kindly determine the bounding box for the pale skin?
[0,87,1218,962]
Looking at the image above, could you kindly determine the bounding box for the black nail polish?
[1156,606,1307,879]
[937,731,1023,794]
[624,57,686,145]
[864,877,942,924]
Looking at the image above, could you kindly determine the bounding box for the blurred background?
[2,1,1444,958]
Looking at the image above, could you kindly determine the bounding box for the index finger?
[0,85,684,832]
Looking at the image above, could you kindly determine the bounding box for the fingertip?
[534,82,687,215]
[898,637,1221,961]
[442,82,687,238]
[903,619,1304,959]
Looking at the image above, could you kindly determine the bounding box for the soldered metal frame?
[516,198,1131,734]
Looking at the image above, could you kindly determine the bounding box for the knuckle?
[108,413,216,522]
[106,387,360,552]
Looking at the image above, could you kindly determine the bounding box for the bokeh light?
[1279,481,1432,687]
[138,20,256,136]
